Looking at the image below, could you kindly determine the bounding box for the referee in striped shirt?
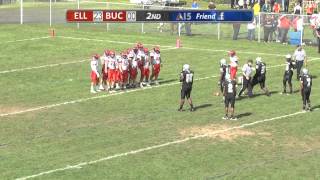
[293,45,307,80]
[238,59,253,97]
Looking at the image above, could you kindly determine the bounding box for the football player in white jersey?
[115,54,122,90]
[128,49,138,88]
[90,54,101,93]
[106,50,117,92]
[136,43,146,88]
[150,46,162,85]
[142,48,151,87]
[119,51,130,89]
[99,50,109,91]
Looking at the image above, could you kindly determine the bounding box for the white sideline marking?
[16,110,307,180]
[0,75,214,118]
[2,36,50,44]
[2,57,320,117]
[0,47,176,74]
[58,36,320,58]
[57,36,174,48]
[0,60,87,74]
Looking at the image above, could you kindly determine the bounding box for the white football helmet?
[302,68,308,75]
[183,64,190,71]
[220,58,227,66]
[256,57,262,64]
[285,54,291,59]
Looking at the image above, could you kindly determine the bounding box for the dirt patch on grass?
[0,105,25,114]
[180,124,270,142]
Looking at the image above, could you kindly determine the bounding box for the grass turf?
[0,24,320,179]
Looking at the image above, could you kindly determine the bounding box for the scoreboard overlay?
[66,10,253,23]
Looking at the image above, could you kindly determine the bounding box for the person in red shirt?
[279,15,291,44]
[273,2,280,13]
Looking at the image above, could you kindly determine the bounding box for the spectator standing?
[260,0,265,9]
[263,15,273,42]
[247,18,256,40]
[233,23,241,40]
[191,0,199,8]
[284,0,289,12]
[238,0,244,9]
[279,15,291,43]
[270,0,275,12]
[253,1,261,21]
[269,15,278,42]
[208,1,216,9]
[274,2,281,13]
[262,1,271,12]
[294,3,302,15]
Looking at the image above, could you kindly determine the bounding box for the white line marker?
[2,36,50,44]
[0,75,215,118]
[57,36,319,59]
[16,110,307,180]
[0,60,87,74]
[2,57,320,117]
[0,47,176,74]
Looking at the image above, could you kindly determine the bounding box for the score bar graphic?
[66,10,253,23]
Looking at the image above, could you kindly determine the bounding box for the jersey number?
[186,74,193,83]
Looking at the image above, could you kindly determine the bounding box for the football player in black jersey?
[178,64,195,112]
[252,57,270,96]
[282,54,296,94]
[223,78,237,120]
[300,68,312,111]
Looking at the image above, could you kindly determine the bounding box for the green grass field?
[1,23,320,180]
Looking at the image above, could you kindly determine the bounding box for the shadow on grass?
[159,79,177,84]
[311,104,320,111]
[195,103,212,110]
[236,112,252,119]
[251,90,278,98]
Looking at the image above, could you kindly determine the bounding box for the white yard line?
[57,36,320,58]
[0,75,214,118]
[57,36,174,48]
[0,60,87,74]
[0,47,176,74]
[16,110,308,180]
[2,36,51,44]
[2,57,320,117]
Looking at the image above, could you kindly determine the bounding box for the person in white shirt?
[238,59,253,97]
[293,45,307,80]
[90,54,101,93]
[293,3,302,14]
[247,18,256,41]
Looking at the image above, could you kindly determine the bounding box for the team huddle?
[218,46,312,120]
[90,42,162,93]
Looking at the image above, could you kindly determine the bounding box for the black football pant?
[283,72,293,93]
[239,76,253,97]
[302,89,311,109]
[296,61,304,80]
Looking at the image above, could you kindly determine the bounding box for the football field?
[1,24,320,179]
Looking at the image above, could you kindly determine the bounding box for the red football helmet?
[144,48,149,53]
[136,42,143,49]
[228,50,236,56]
[109,50,115,57]
[104,49,110,56]
[121,51,128,57]
[154,46,160,53]
[93,54,100,59]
